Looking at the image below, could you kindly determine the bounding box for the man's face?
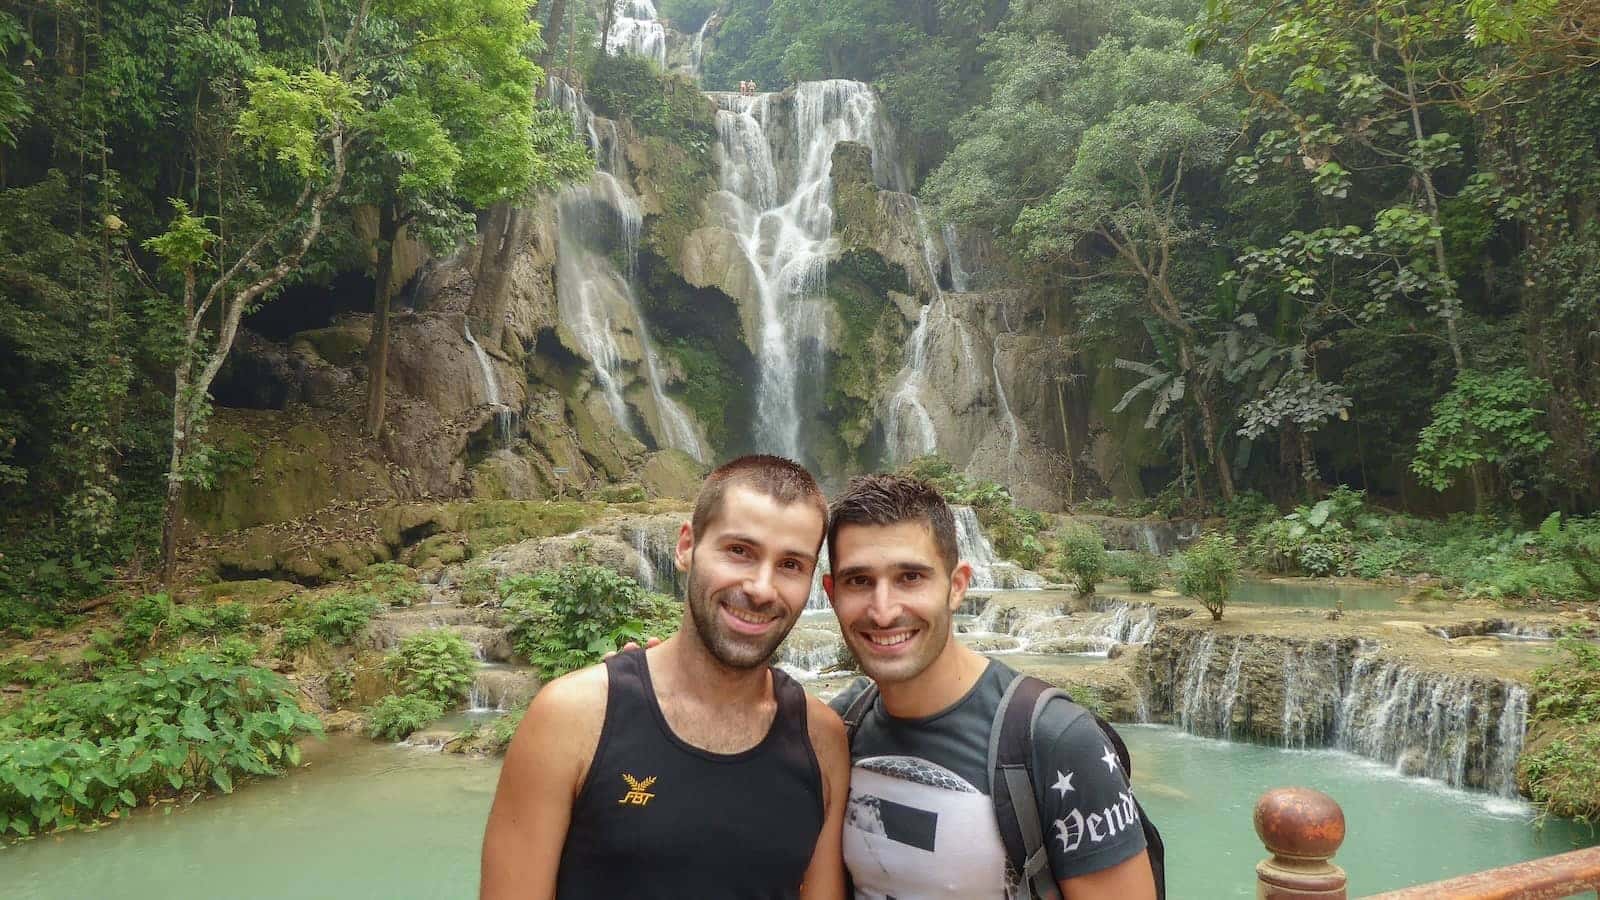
[676,485,824,670]
[823,520,972,685]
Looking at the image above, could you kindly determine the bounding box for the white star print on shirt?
[1051,769,1075,797]
[1100,745,1119,774]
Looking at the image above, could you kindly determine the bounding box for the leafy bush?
[355,562,424,608]
[1110,552,1164,593]
[115,594,252,652]
[1246,493,1360,577]
[304,592,382,645]
[1179,532,1242,621]
[1411,368,1552,499]
[364,694,446,741]
[1520,634,1600,820]
[456,567,499,605]
[897,456,1047,569]
[1059,526,1108,595]
[0,653,320,838]
[383,629,476,705]
[501,565,679,678]
[1538,513,1600,596]
[276,622,315,657]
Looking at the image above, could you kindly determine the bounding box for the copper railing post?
[1254,787,1349,900]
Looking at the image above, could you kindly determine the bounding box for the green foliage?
[364,694,446,741]
[383,629,476,705]
[302,592,383,645]
[584,53,715,155]
[500,565,679,678]
[897,457,1047,568]
[662,337,738,449]
[1059,526,1109,595]
[1411,369,1554,497]
[1179,532,1241,621]
[113,594,252,654]
[276,623,315,657]
[1521,634,1600,820]
[1110,552,1164,593]
[457,567,500,606]
[354,562,425,607]
[0,653,319,838]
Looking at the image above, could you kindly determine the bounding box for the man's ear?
[674,522,694,573]
[948,561,973,612]
[822,573,835,603]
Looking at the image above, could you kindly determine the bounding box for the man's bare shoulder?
[521,659,608,736]
[802,692,849,761]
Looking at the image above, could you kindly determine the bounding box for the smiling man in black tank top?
[481,455,851,900]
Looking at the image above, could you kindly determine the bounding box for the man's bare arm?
[798,694,850,900]
[480,666,607,900]
[1058,849,1156,900]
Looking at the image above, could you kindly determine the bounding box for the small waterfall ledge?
[1137,624,1533,796]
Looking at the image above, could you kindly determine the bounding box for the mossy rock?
[641,450,705,500]
[195,579,301,607]
[293,323,370,367]
[406,533,470,567]
[185,420,393,535]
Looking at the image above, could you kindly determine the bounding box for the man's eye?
[728,545,747,556]
[782,559,801,570]
[901,572,922,583]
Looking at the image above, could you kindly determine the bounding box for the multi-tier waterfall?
[550,79,706,462]
[708,81,903,462]
[607,0,667,67]
[1142,629,1532,796]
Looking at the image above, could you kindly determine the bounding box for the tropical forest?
[1,0,1598,894]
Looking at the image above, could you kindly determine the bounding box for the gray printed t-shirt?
[830,659,1146,899]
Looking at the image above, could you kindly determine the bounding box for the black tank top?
[555,651,825,899]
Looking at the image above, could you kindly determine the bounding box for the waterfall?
[689,18,709,76]
[1280,642,1346,749]
[991,330,1021,462]
[955,505,1000,589]
[805,543,832,610]
[943,222,970,292]
[1176,631,1218,734]
[626,523,682,597]
[953,505,1044,590]
[550,79,706,461]
[1149,630,1532,796]
[884,302,939,462]
[708,80,899,461]
[1334,657,1528,794]
[464,322,514,444]
[607,0,667,67]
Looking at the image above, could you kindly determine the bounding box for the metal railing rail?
[1252,787,1600,900]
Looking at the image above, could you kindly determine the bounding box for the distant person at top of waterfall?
[480,455,850,900]
[824,474,1164,900]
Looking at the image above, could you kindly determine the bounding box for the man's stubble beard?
[848,585,954,686]
[684,557,799,670]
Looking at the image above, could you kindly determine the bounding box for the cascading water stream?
[943,222,971,292]
[464,322,514,445]
[550,78,706,462]
[708,81,896,461]
[606,0,667,67]
[1153,632,1532,796]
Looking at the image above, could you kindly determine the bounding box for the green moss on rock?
[823,251,912,454]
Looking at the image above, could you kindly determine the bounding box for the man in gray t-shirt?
[822,475,1154,899]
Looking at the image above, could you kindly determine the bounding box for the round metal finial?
[1254,788,1348,899]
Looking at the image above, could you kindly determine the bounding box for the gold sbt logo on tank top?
[619,773,657,806]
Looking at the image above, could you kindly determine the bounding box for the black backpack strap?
[987,673,1068,900]
[838,676,878,742]
[990,677,1168,900]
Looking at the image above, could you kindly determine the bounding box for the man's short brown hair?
[827,474,958,573]
[691,454,828,544]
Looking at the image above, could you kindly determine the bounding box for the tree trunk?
[364,203,401,437]
[600,0,615,55]
[471,203,528,345]
[1178,339,1234,502]
[538,0,568,76]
